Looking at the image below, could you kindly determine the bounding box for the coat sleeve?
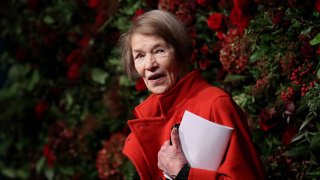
[187,96,265,180]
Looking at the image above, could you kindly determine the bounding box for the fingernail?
[173,128,177,134]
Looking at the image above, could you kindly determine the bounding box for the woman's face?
[131,33,178,94]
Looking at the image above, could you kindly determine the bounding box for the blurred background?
[0,0,320,179]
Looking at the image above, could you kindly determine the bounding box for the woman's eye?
[155,49,165,54]
[134,54,144,60]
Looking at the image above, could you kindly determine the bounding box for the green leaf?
[310,33,320,45]
[1,167,29,179]
[15,169,29,179]
[120,0,141,15]
[66,92,74,110]
[260,34,276,42]
[249,51,262,62]
[292,131,307,142]
[1,167,15,178]
[91,68,109,84]
[59,166,74,176]
[8,65,30,81]
[45,168,54,180]
[310,133,320,150]
[299,113,316,131]
[283,145,308,157]
[223,74,245,83]
[43,15,55,25]
[119,75,134,86]
[27,70,40,91]
[307,167,320,177]
[36,157,46,173]
[317,68,320,79]
[114,16,131,32]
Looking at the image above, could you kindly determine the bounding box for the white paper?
[179,110,233,171]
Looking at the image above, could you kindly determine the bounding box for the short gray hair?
[119,9,192,79]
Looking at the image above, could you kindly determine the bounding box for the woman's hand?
[158,127,187,178]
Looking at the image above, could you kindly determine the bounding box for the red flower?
[175,3,194,26]
[158,0,177,11]
[216,31,226,40]
[43,144,56,167]
[233,0,251,9]
[94,11,108,30]
[78,36,91,47]
[35,100,49,118]
[219,29,248,74]
[200,44,209,54]
[316,0,320,12]
[230,0,252,31]
[133,9,144,20]
[88,0,99,9]
[67,63,81,81]
[199,59,210,70]
[282,127,297,145]
[196,0,206,6]
[229,7,250,32]
[96,132,126,179]
[258,108,278,131]
[135,78,147,92]
[207,13,225,31]
[66,50,82,65]
[88,0,99,8]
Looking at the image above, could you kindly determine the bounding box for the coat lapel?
[128,117,169,178]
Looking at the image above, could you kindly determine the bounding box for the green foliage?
[0,0,139,179]
[0,0,319,179]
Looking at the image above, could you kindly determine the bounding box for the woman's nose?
[144,53,158,71]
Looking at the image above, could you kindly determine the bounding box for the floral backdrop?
[0,0,320,179]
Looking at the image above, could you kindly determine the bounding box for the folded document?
[179,110,233,171]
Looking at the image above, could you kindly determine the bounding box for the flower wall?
[0,0,320,179]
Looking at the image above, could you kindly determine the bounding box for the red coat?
[123,70,265,180]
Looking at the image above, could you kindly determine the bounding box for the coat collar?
[134,70,208,118]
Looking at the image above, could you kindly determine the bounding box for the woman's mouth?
[147,73,165,81]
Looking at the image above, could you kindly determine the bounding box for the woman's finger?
[170,127,181,149]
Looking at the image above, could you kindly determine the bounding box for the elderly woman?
[119,10,265,180]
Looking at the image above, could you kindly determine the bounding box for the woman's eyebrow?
[132,49,143,53]
[132,43,165,53]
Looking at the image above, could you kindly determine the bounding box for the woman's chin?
[148,85,170,94]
